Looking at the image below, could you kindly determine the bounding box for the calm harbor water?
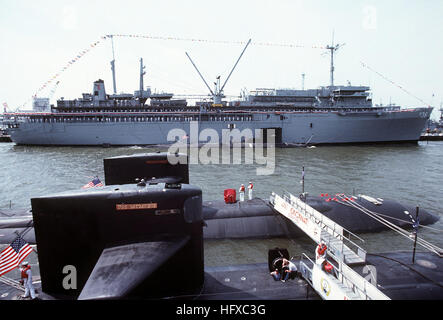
[0,141,442,269]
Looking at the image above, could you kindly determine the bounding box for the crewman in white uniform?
[239,184,245,202]
[20,261,36,300]
[315,241,327,263]
[248,182,253,200]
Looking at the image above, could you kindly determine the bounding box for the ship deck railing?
[5,105,408,117]
[3,104,423,126]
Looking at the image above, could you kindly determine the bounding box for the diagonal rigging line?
[336,195,443,256]
[345,196,441,254]
[361,208,441,255]
[360,61,431,106]
[331,197,443,232]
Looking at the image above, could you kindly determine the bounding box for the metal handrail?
[275,191,367,264]
[290,193,364,245]
[301,253,370,300]
[299,253,314,286]
[282,191,367,261]
[276,192,387,300]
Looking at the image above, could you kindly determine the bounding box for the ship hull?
[7,108,432,146]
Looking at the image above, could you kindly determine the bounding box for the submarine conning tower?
[31,152,203,300]
[103,152,189,185]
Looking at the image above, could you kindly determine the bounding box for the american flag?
[0,236,33,276]
[82,177,104,189]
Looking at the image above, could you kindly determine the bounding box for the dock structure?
[0,134,11,142]
[270,191,390,300]
[420,134,443,141]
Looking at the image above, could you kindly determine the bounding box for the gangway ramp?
[270,191,391,300]
[270,191,366,265]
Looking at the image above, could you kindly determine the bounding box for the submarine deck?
[199,263,319,300]
[1,251,442,300]
[0,262,320,301]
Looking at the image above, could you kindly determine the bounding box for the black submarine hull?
[202,196,439,239]
[3,152,442,300]
[0,194,439,243]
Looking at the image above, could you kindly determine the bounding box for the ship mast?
[140,57,146,98]
[325,33,344,87]
[109,35,117,94]
[137,57,149,105]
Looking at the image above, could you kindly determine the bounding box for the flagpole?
[14,227,36,253]
[302,166,305,194]
[412,206,419,263]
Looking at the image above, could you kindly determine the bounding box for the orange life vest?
[323,261,333,273]
[240,185,245,192]
[248,183,253,189]
[317,243,327,256]
[21,265,31,279]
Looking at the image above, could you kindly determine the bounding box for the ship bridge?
[233,85,373,108]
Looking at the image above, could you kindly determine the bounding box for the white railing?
[300,253,390,300]
[276,191,366,263]
[271,191,390,300]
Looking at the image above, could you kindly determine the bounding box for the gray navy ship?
[3,40,432,146]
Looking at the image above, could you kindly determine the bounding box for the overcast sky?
[1,0,442,119]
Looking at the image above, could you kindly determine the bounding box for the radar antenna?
[185,39,252,105]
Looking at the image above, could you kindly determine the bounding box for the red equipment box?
[224,189,236,204]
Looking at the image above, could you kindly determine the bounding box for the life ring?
[272,257,284,271]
